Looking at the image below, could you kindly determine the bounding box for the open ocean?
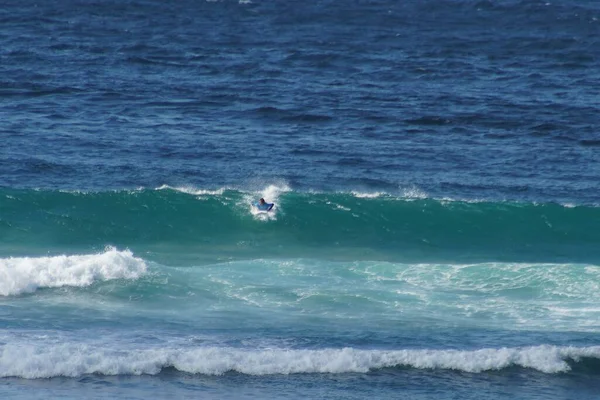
[1,0,600,399]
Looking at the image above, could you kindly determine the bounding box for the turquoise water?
[2,187,598,264]
[2,188,600,399]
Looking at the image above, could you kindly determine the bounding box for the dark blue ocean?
[1,1,600,399]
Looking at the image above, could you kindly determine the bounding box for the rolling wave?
[1,186,598,263]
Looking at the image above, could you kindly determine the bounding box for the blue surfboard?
[255,202,274,212]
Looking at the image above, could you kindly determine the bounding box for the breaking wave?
[0,247,147,296]
[1,344,599,378]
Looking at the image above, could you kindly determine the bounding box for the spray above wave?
[158,183,289,221]
[1,187,599,263]
[0,247,146,296]
[2,343,599,378]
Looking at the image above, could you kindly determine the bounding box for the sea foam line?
[0,247,147,296]
[0,344,598,378]
[156,184,226,196]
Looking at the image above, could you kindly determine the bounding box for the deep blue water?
[1,0,600,399]
[3,0,599,202]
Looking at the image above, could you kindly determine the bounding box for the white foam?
[57,187,145,194]
[349,184,427,200]
[246,184,291,221]
[334,204,351,211]
[156,184,226,196]
[400,186,428,199]
[0,343,598,378]
[259,183,290,202]
[0,248,147,296]
[350,191,385,198]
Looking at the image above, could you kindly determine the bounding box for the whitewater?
[3,245,600,380]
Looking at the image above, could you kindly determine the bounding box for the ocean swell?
[1,187,599,263]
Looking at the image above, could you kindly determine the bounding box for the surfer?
[255,198,274,211]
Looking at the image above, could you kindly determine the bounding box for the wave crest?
[1,344,599,378]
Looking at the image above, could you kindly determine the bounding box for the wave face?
[1,187,598,264]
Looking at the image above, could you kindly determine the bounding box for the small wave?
[1,344,599,378]
[253,106,283,114]
[156,184,226,196]
[349,185,427,200]
[0,247,147,296]
[401,186,428,199]
[350,191,385,198]
[282,113,333,123]
[404,116,451,126]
